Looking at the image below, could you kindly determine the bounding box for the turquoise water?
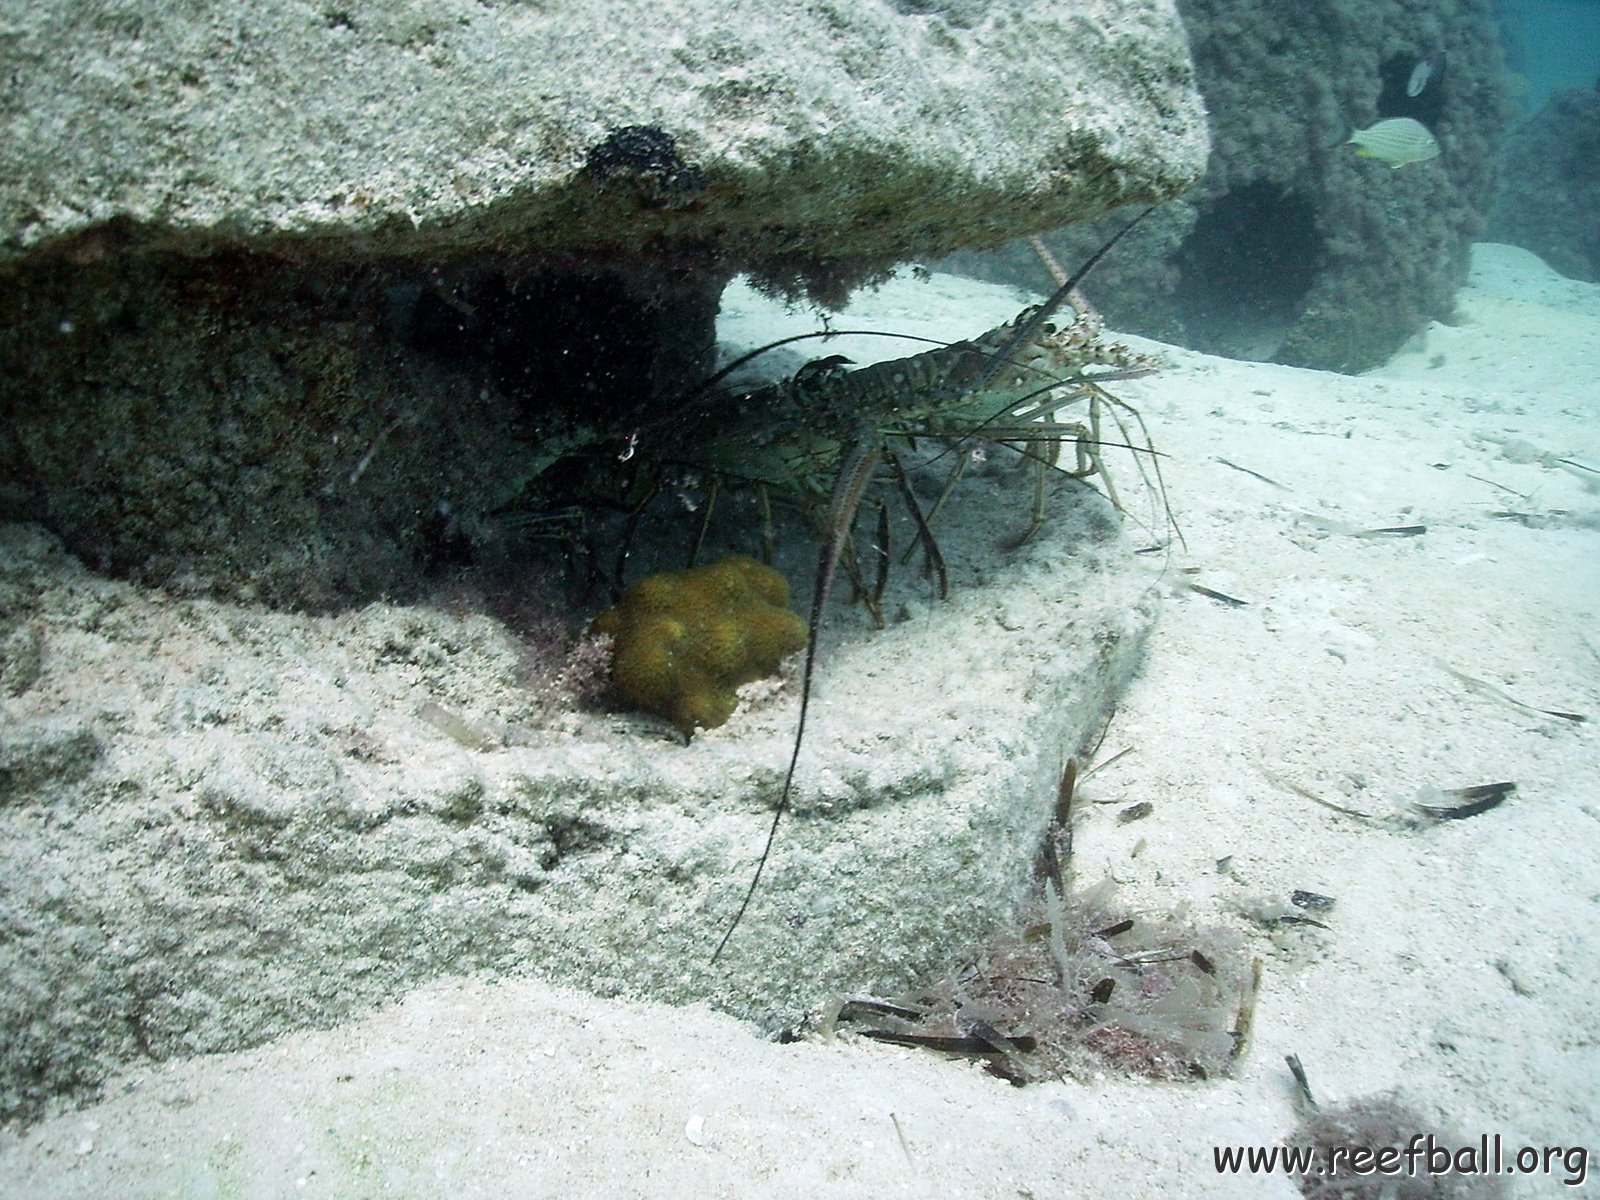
[1498,0,1600,110]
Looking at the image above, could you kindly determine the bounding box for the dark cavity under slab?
[1171,183,1323,362]
[0,249,722,610]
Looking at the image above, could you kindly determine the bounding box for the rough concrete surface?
[0,0,1206,269]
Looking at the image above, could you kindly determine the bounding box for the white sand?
[3,243,1596,1198]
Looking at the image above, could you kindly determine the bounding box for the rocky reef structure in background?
[0,0,1205,607]
[942,0,1510,372]
[1486,86,1600,283]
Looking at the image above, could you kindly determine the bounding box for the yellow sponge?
[589,555,808,736]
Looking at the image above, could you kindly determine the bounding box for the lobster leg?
[884,447,948,598]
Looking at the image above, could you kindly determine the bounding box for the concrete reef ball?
[589,554,809,736]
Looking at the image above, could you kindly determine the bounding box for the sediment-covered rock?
[1487,87,1600,284]
[944,0,1510,372]
[0,452,1155,1121]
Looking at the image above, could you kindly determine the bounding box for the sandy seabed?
[2,243,1596,1198]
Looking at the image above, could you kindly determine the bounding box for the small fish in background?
[1347,117,1440,168]
[1406,50,1445,97]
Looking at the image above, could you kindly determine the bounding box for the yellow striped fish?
[1348,117,1440,168]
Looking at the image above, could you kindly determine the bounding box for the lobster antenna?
[965,205,1154,398]
[710,205,1155,962]
[712,432,882,962]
